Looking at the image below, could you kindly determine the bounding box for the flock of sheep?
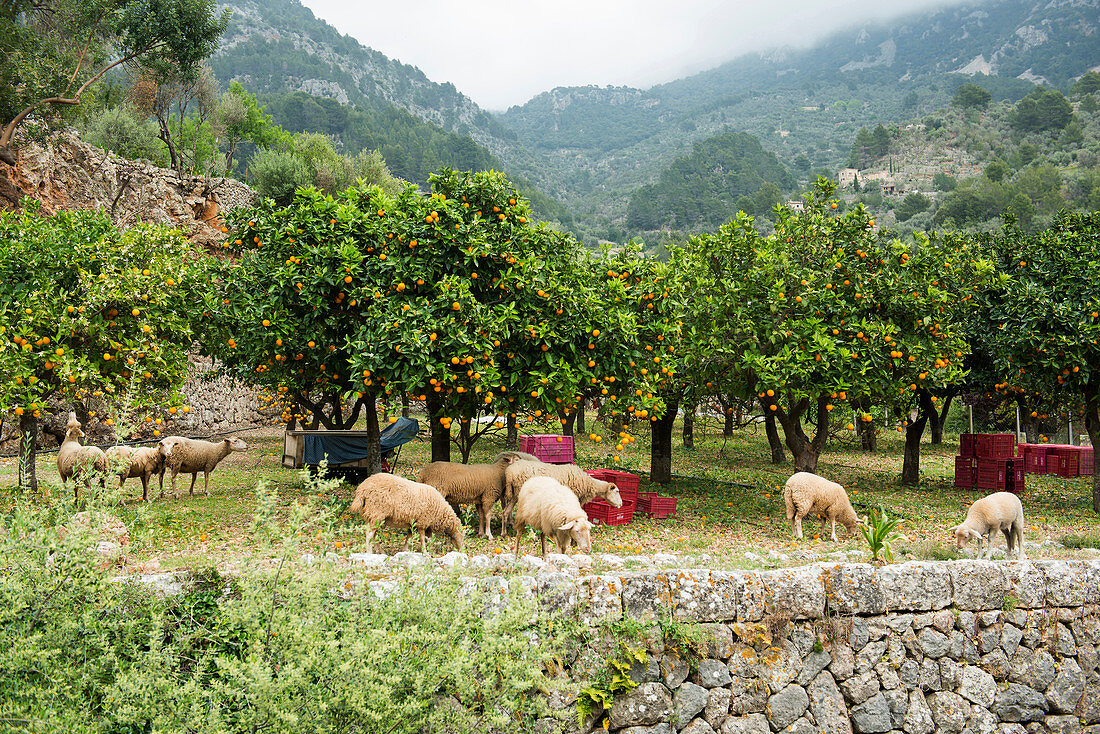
[56,415,1028,560]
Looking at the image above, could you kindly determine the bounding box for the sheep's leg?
[513,522,524,556]
[140,474,149,503]
[1015,522,1027,560]
[539,533,547,558]
[169,469,180,500]
[188,472,198,497]
[203,470,211,498]
[364,526,374,555]
[419,527,428,555]
[830,515,838,543]
[501,498,516,535]
[480,498,494,540]
[792,513,804,540]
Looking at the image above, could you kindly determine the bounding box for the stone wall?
[426,558,1100,734]
[174,354,274,435]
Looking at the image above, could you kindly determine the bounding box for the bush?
[247,149,310,205]
[0,485,566,733]
[82,104,165,164]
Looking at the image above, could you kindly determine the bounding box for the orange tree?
[975,213,1100,511]
[682,179,985,476]
[0,205,209,491]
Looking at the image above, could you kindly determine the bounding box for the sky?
[297,0,967,110]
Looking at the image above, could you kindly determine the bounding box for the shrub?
[247,148,310,205]
[82,104,165,163]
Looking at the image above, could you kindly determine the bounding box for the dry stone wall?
[450,558,1100,734]
[174,354,273,434]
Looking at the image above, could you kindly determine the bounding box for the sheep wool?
[159,436,247,499]
[56,419,108,502]
[783,471,863,542]
[951,491,1027,560]
[417,450,540,539]
[512,475,594,558]
[502,460,622,534]
[106,445,167,502]
[348,472,463,555]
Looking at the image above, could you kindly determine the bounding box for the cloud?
[298,0,967,109]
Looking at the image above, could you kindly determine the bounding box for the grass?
[2,412,1099,571]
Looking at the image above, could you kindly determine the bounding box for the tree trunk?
[506,413,518,450]
[682,402,695,450]
[1085,381,1100,514]
[401,393,410,418]
[724,410,734,437]
[649,393,681,484]
[576,402,586,435]
[363,392,382,476]
[426,392,450,462]
[559,410,577,437]
[764,412,785,464]
[772,393,829,473]
[929,393,953,445]
[856,398,877,452]
[18,411,37,493]
[901,390,934,486]
[458,420,472,463]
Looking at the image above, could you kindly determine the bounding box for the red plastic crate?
[1005,465,1025,494]
[1082,448,1095,476]
[954,456,976,488]
[518,435,574,463]
[960,434,976,458]
[976,458,1014,490]
[975,433,1016,459]
[585,469,640,492]
[1051,446,1087,477]
[1018,444,1047,474]
[583,499,634,525]
[643,496,677,519]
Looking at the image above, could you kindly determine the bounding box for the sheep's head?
[558,517,594,554]
[951,524,982,549]
[157,437,179,458]
[447,524,465,552]
[64,426,85,441]
[225,437,248,451]
[602,482,623,508]
[66,412,81,430]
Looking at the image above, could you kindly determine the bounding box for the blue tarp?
[302,417,420,465]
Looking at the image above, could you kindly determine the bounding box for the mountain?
[498,0,1099,221]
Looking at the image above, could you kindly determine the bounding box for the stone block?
[670,569,739,623]
[902,690,934,734]
[948,560,1010,611]
[850,692,892,734]
[992,683,1049,723]
[1041,561,1090,608]
[878,562,952,611]
[674,682,711,729]
[578,575,623,625]
[808,671,853,734]
[927,691,967,733]
[958,665,997,707]
[622,573,672,622]
[693,659,733,689]
[1003,562,1046,609]
[823,563,886,616]
[609,682,674,729]
[761,565,825,620]
[719,713,769,734]
[1046,658,1085,714]
[705,687,731,730]
[766,684,809,731]
[737,570,767,622]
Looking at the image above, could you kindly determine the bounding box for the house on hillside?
[838,168,859,188]
[785,200,804,212]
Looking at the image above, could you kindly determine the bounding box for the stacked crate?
[1017,444,1049,475]
[1048,445,1096,477]
[518,435,574,464]
[583,469,637,525]
[957,433,1022,492]
[638,493,678,519]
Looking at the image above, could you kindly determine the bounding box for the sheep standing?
[783,471,864,542]
[57,414,108,502]
[501,460,622,535]
[951,491,1027,560]
[158,436,248,499]
[512,475,594,558]
[417,450,540,539]
[348,473,463,555]
[105,445,167,502]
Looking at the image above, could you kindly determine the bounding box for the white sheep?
[348,472,463,555]
[501,460,622,535]
[417,450,540,540]
[512,475,594,557]
[783,471,865,542]
[951,491,1027,560]
[57,415,108,501]
[105,445,167,502]
[158,435,248,499]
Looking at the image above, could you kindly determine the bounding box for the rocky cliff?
[0,131,256,249]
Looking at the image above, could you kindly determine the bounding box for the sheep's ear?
[558,520,577,531]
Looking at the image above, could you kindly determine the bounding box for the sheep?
[417,450,541,540]
[501,460,623,535]
[158,435,248,499]
[783,471,865,542]
[512,475,594,558]
[105,445,167,502]
[950,491,1027,560]
[57,414,108,502]
[348,472,463,555]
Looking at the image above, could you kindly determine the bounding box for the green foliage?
[953,82,992,109]
[859,505,903,564]
[1072,71,1100,96]
[895,193,932,222]
[1,0,228,147]
[626,131,794,231]
[81,104,164,163]
[0,492,563,733]
[1009,87,1074,132]
[247,148,311,205]
[576,642,648,727]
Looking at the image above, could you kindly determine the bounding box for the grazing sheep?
[158,436,247,499]
[783,471,865,542]
[417,450,540,540]
[951,491,1027,560]
[57,415,108,501]
[512,475,594,558]
[105,445,167,502]
[501,460,622,534]
[348,472,463,555]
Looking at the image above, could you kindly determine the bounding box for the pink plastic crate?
[583,499,634,525]
[1018,444,1047,474]
[976,458,1014,490]
[954,456,976,488]
[518,434,574,463]
[960,434,976,458]
[975,433,1016,459]
[1082,448,1095,476]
